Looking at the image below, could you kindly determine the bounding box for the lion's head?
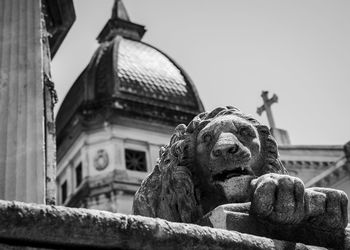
[133,106,287,223]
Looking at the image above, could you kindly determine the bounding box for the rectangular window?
[125,149,147,172]
[75,163,82,187]
[61,181,67,204]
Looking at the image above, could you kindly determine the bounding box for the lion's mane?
[133,106,287,223]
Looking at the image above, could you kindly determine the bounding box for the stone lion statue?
[133,106,348,242]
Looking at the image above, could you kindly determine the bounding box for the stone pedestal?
[0,0,46,203]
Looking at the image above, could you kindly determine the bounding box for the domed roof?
[117,38,196,106]
[56,0,204,152]
[89,35,202,106]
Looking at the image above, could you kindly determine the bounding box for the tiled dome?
[56,0,204,151]
[90,36,202,110]
[117,38,193,106]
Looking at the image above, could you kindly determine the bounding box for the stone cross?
[256,91,278,129]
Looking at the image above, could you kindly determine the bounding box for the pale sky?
[51,0,350,145]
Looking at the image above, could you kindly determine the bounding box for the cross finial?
[257,91,278,128]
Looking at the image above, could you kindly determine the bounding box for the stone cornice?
[305,157,350,188]
[42,0,76,58]
[279,145,343,151]
[281,160,334,170]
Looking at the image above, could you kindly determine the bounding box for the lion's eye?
[239,126,255,138]
[202,133,213,143]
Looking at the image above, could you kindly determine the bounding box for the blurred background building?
[56,0,350,215]
[56,0,204,213]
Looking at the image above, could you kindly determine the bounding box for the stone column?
[0,0,46,203]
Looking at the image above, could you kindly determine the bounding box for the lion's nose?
[212,144,239,158]
[211,132,241,159]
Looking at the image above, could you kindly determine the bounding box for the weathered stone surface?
[0,199,289,250]
[0,0,75,205]
[0,0,45,204]
[0,244,42,250]
[133,106,288,222]
[199,203,349,249]
[133,106,349,248]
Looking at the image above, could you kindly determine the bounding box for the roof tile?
[117,38,195,106]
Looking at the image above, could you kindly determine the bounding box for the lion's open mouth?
[212,168,253,182]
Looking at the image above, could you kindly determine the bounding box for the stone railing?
[0,200,348,249]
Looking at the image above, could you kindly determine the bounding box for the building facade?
[56,0,204,213]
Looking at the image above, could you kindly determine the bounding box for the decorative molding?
[305,158,349,188]
[42,0,75,58]
[94,149,109,171]
[281,160,334,170]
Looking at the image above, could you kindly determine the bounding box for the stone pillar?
[0,0,46,203]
